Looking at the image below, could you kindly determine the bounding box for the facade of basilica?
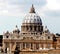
[2,5,60,54]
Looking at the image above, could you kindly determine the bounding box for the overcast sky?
[0,0,60,34]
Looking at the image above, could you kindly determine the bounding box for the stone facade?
[2,5,60,54]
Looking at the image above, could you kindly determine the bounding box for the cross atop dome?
[29,4,36,13]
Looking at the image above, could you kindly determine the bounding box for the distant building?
[2,5,60,54]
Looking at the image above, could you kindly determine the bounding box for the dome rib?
[23,13,42,24]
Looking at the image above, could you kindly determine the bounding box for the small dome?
[6,31,9,34]
[14,25,18,31]
[13,25,20,33]
[44,26,49,33]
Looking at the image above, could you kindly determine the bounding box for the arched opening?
[36,43,39,50]
[14,45,20,54]
[34,26,36,31]
[30,26,32,31]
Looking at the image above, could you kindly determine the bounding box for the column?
[39,44,41,50]
[20,43,21,50]
[29,26,30,31]
[36,26,38,31]
[50,44,54,49]
[15,42,16,46]
[42,44,43,49]
[3,43,5,52]
[25,26,26,31]
[21,26,23,31]
[43,44,46,49]
[33,43,36,50]
[22,26,23,31]
[33,43,34,50]
[2,39,5,52]
[21,43,23,49]
[56,45,59,49]
[33,26,34,31]
[25,43,26,49]
[56,40,59,49]
[46,44,48,49]
[29,43,31,49]
[31,43,33,49]
[9,43,12,53]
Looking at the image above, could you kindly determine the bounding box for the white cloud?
[0,0,25,17]
[39,0,60,11]
[46,0,60,10]
[0,0,60,17]
[37,0,60,17]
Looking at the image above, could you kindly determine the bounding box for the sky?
[0,0,60,34]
